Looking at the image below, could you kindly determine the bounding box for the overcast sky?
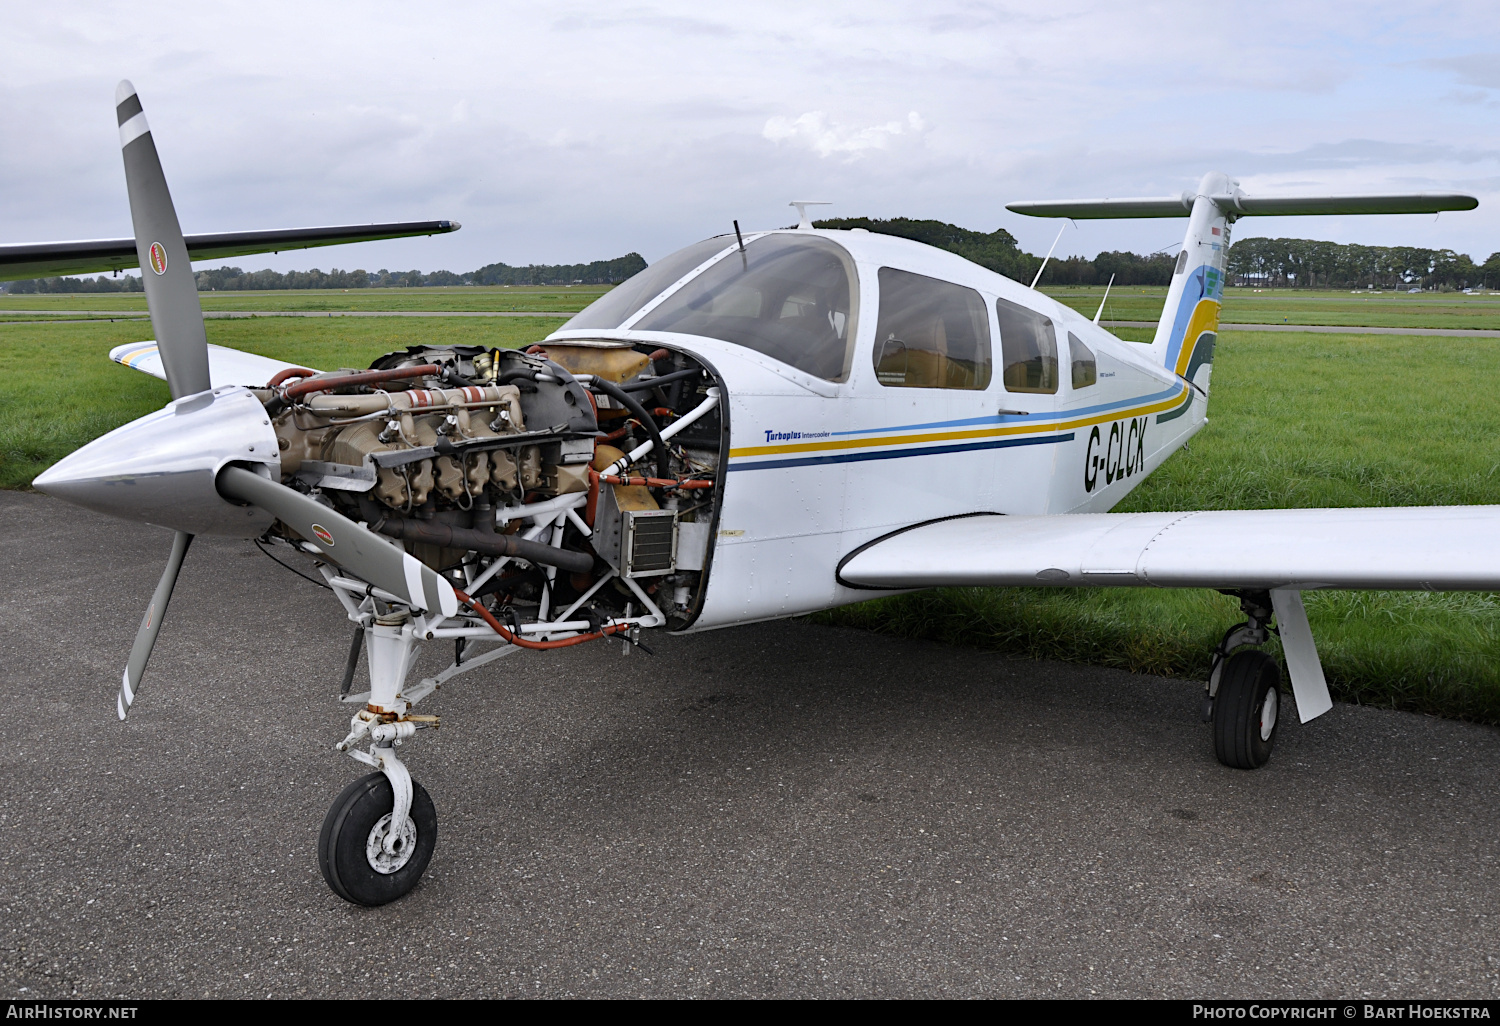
[5,1,1500,274]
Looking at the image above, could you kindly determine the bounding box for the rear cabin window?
[631,234,858,381]
[996,298,1058,394]
[1069,332,1097,388]
[872,268,992,390]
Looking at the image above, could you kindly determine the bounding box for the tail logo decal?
[148,242,168,275]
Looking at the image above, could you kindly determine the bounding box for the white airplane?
[24,84,1487,906]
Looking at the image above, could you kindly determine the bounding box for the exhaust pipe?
[375,514,595,574]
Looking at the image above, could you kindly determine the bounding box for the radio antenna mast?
[1093,273,1115,324]
[1029,221,1070,290]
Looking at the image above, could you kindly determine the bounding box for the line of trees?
[1224,237,1500,290]
[2,253,647,294]
[8,228,1500,295]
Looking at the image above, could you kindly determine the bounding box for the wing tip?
[115,80,137,105]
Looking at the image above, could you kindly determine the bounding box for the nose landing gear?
[318,770,438,906]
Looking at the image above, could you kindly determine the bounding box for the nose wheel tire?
[1212,649,1281,770]
[318,771,437,906]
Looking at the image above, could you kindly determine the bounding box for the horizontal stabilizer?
[110,340,316,389]
[0,220,460,282]
[1007,193,1477,220]
[838,507,1500,593]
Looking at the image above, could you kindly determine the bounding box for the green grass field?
[821,328,1500,723]
[5,311,1500,724]
[8,283,1500,328]
[0,316,566,489]
[1046,285,1500,330]
[0,285,608,315]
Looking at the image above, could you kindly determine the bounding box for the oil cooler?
[595,483,678,578]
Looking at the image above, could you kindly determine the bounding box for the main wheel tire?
[1212,650,1282,770]
[318,772,437,906]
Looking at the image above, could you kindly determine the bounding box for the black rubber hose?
[497,368,538,386]
[588,377,671,480]
[339,626,363,697]
[376,516,594,574]
[441,364,479,389]
[618,367,700,393]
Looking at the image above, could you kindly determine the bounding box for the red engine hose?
[600,474,713,489]
[452,587,629,650]
[589,468,712,489]
[283,364,441,399]
[266,367,317,388]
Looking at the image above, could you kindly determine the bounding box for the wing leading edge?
[0,220,460,282]
[837,508,1500,593]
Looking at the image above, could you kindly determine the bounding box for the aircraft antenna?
[1093,273,1115,325]
[789,200,831,230]
[1029,220,1070,290]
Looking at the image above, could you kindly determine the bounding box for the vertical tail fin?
[1150,171,1232,391]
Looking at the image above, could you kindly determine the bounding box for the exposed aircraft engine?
[258,341,724,630]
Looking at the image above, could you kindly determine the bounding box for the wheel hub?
[1259,687,1279,742]
[365,813,418,874]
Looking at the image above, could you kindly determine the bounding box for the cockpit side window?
[562,237,732,331]
[1069,332,1097,388]
[871,268,992,390]
[996,297,1058,394]
[632,235,859,381]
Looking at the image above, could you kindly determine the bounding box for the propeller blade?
[217,466,458,618]
[116,80,211,400]
[118,530,193,720]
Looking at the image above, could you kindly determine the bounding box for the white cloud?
[762,111,926,159]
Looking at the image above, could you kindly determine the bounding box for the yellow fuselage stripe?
[728,389,1188,459]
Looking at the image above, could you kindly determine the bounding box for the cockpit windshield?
[631,234,859,381]
[561,236,731,332]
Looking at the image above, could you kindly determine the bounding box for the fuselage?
[547,228,1211,630]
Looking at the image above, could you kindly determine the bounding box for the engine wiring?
[452,586,632,650]
[253,536,332,590]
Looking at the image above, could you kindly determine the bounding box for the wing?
[0,221,459,282]
[837,508,1500,592]
[1006,194,1477,220]
[110,341,315,389]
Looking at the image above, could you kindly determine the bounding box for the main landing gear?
[1202,591,1283,770]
